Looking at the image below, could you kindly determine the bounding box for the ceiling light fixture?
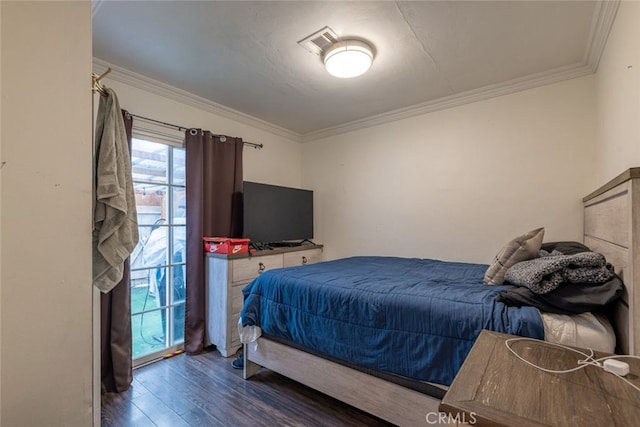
[323,40,374,78]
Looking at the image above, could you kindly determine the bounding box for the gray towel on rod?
[93,88,138,293]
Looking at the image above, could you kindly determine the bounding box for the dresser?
[205,245,323,357]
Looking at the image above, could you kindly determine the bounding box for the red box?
[203,237,250,255]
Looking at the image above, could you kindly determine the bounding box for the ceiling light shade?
[323,40,374,78]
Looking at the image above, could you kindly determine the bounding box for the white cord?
[505,337,640,393]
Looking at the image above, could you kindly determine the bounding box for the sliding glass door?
[129,136,186,365]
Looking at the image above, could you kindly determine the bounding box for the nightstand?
[439,330,640,426]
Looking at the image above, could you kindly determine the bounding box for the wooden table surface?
[439,330,640,426]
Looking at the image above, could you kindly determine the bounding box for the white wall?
[303,76,597,263]
[0,2,628,424]
[594,1,640,184]
[100,78,304,189]
[1,2,93,425]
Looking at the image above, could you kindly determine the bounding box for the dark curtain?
[185,130,244,354]
[100,111,134,393]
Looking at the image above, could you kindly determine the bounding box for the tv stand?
[270,241,301,248]
[264,240,316,249]
[250,242,272,251]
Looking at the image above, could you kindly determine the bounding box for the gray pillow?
[484,228,545,285]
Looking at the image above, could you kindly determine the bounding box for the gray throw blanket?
[504,250,614,294]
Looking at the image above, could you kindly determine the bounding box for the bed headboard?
[583,167,640,355]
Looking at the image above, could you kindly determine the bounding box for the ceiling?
[92,1,618,141]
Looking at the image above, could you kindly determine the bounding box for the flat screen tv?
[242,181,313,245]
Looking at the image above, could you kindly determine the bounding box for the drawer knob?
[258,262,266,273]
[302,256,308,265]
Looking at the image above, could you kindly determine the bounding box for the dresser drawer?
[283,248,323,267]
[231,282,246,315]
[232,254,283,283]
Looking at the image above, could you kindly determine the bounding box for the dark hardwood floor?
[101,347,393,426]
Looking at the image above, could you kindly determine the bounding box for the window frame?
[130,129,186,367]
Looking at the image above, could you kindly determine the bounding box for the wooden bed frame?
[243,167,640,426]
[583,167,640,356]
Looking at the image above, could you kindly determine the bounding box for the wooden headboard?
[583,167,640,355]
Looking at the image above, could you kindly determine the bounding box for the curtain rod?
[126,112,263,149]
[91,68,112,96]
[91,70,263,149]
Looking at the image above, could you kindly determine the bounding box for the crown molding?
[301,0,620,142]
[92,58,302,142]
[584,0,620,72]
[91,0,104,18]
[94,0,619,144]
[302,63,594,142]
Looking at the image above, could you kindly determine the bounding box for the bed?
[239,168,639,426]
[242,256,547,387]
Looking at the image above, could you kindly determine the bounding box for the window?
[129,137,186,364]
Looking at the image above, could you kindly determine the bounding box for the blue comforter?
[241,256,543,385]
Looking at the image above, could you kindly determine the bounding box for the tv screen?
[242,181,314,244]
